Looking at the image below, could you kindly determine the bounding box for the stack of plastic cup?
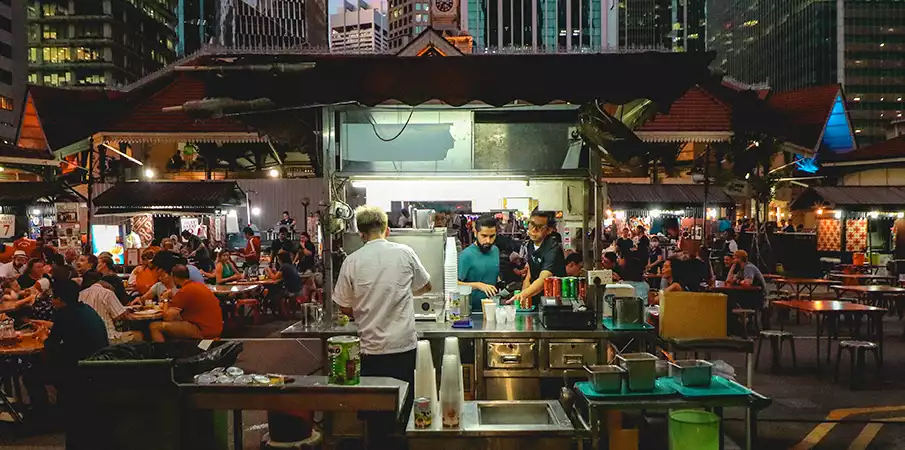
[439,354,463,428]
[443,337,465,410]
[414,340,438,426]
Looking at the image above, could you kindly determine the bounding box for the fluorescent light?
[834,210,842,219]
[870,211,879,219]
[898,212,904,219]
[853,97,861,102]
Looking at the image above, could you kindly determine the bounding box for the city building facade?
[331,1,389,53]
[219,0,328,48]
[387,0,431,50]
[1,0,26,141]
[177,0,220,55]
[709,0,905,145]
[26,0,178,88]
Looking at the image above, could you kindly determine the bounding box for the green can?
[561,277,573,298]
[327,335,361,385]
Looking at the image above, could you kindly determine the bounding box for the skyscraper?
[710,0,905,145]
[1,0,26,142]
[26,0,178,87]
[387,0,431,50]
[178,0,220,55]
[462,0,606,52]
[332,1,389,53]
[219,0,328,48]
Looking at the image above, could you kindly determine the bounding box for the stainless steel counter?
[406,400,574,437]
[281,314,651,339]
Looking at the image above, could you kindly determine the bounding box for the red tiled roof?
[103,75,254,133]
[824,135,905,162]
[636,86,733,132]
[766,84,842,150]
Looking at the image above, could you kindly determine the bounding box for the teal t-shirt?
[458,244,501,311]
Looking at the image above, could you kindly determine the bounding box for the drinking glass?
[301,303,323,328]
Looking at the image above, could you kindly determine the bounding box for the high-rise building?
[461,0,605,52]
[710,0,905,145]
[26,0,178,88]
[178,0,220,55]
[669,0,706,52]
[1,0,26,142]
[387,0,431,50]
[332,1,389,53]
[219,0,328,48]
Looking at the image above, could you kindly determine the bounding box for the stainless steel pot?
[584,365,624,393]
[612,296,644,326]
[669,360,713,387]
[616,352,657,392]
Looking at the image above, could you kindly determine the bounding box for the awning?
[0,182,86,204]
[607,183,735,208]
[93,181,245,215]
[191,51,717,108]
[791,186,905,211]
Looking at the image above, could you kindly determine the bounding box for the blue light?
[795,154,819,173]
[822,94,855,153]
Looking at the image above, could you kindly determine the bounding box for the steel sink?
[476,402,556,425]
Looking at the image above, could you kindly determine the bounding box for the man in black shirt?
[269,227,297,265]
[615,228,634,256]
[514,211,566,304]
[97,255,129,305]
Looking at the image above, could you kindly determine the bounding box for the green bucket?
[668,409,720,450]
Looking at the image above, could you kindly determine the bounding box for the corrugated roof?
[0,182,85,203]
[635,86,733,133]
[93,181,245,212]
[824,135,905,163]
[607,183,735,207]
[26,86,124,150]
[103,75,256,134]
[791,186,905,210]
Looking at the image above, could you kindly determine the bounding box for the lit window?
[42,47,71,63]
[415,3,421,10]
[0,95,12,111]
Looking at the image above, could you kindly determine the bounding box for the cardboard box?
[659,291,727,339]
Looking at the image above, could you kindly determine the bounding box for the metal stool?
[732,308,758,338]
[835,340,880,390]
[755,330,797,372]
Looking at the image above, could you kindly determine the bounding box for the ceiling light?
[880,97,885,101]
[855,129,862,133]
[853,97,861,102]
[31,209,41,216]
[0,166,5,172]
[834,210,842,219]
[817,208,823,215]
[880,43,886,47]
[268,168,280,178]
[251,207,261,216]
[870,211,879,219]
[898,97,903,102]
[144,168,155,178]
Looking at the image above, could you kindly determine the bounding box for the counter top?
[281,313,655,339]
[406,400,575,437]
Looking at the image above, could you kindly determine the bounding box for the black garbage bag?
[84,340,244,383]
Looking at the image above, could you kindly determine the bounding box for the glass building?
[466,0,603,51]
[709,0,905,145]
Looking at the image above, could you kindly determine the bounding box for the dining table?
[210,284,263,295]
[774,278,837,300]
[828,273,896,286]
[772,300,887,371]
[0,335,45,424]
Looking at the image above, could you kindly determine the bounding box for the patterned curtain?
[845,218,868,253]
[817,218,842,252]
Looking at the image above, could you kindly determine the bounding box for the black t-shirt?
[270,238,298,257]
[45,303,109,370]
[281,264,302,294]
[526,235,566,284]
[17,273,42,290]
[297,241,317,272]
[637,235,650,255]
[616,238,634,256]
[682,258,711,291]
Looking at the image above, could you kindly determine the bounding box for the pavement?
[3,305,905,449]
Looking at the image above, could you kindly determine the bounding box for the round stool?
[755,330,796,372]
[835,340,880,390]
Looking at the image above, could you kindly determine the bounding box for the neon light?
[822,94,855,153]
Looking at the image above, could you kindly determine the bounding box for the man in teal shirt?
[458,215,501,312]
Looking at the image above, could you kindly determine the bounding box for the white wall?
[842,168,905,186]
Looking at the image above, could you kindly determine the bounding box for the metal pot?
[612,296,644,326]
[616,352,657,392]
[584,365,625,393]
[669,360,713,387]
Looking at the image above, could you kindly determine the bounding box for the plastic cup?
[485,305,496,322]
[669,409,719,450]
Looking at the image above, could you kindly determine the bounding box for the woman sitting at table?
[659,258,686,292]
[209,251,243,284]
[0,277,37,313]
[128,250,159,295]
[131,267,179,305]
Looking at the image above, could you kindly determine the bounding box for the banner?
[0,214,14,238]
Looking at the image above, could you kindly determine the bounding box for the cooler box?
[659,291,727,339]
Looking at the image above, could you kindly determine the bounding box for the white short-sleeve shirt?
[333,239,430,355]
[80,283,127,340]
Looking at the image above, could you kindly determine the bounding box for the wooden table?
[829,273,896,286]
[210,284,262,295]
[837,264,881,274]
[774,278,837,300]
[709,283,763,293]
[0,336,44,424]
[772,300,887,371]
[0,337,44,356]
[227,279,279,286]
[763,274,785,281]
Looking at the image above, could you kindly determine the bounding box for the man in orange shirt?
[238,226,261,277]
[149,263,223,342]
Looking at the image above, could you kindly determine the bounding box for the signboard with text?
[0,214,15,239]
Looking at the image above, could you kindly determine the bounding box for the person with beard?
[458,215,501,312]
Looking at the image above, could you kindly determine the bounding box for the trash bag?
[173,341,243,383]
[84,340,244,383]
[711,360,737,382]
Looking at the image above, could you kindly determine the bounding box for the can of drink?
[563,277,574,298]
[568,277,579,299]
[544,277,554,297]
[414,397,432,429]
[327,335,361,385]
[578,277,587,300]
[553,277,562,298]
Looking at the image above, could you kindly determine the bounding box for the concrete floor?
[3,304,905,449]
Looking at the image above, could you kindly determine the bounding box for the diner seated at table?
[48,253,76,281]
[0,277,37,313]
[149,264,223,342]
[726,250,767,292]
[602,251,622,281]
[17,258,51,291]
[79,271,143,343]
[659,257,688,292]
[267,251,302,295]
[210,251,243,284]
[97,255,129,305]
[132,269,179,305]
[128,250,159,295]
[721,253,737,281]
[24,279,109,418]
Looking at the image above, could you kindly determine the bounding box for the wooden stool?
[755,330,796,372]
[835,340,880,390]
[234,298,261,325]
[732,308,758,338]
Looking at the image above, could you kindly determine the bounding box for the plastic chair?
[755,330,796,372]
[834,340,880,390]
[234,298,261,325]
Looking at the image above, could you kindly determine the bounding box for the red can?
[578,278,587,300]
[544,277,554,297]
[553,277,562,298]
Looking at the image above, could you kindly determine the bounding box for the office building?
[219,0,328,48]
[26,0,178,88]
[387,0,431,50]
[669,0,706,52]
[1,0,26,142]
[178,0,220,55]
[710,0,905,145]
[332,1,389,53]
[463,0,605,52]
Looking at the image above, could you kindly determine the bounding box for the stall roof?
[790,186,905,211]
[0,182,86,204]
[607,183,735,207]
[93,181,245,214]
[188,50,717,108]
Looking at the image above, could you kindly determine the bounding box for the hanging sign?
[0,215,13,238]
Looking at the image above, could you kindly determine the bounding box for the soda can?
[543,277,554,297]
[578,278,587,300]
[568,277,578,299]
[327,335,361,385]
[553,277,562,298]
[414,397,432,429]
